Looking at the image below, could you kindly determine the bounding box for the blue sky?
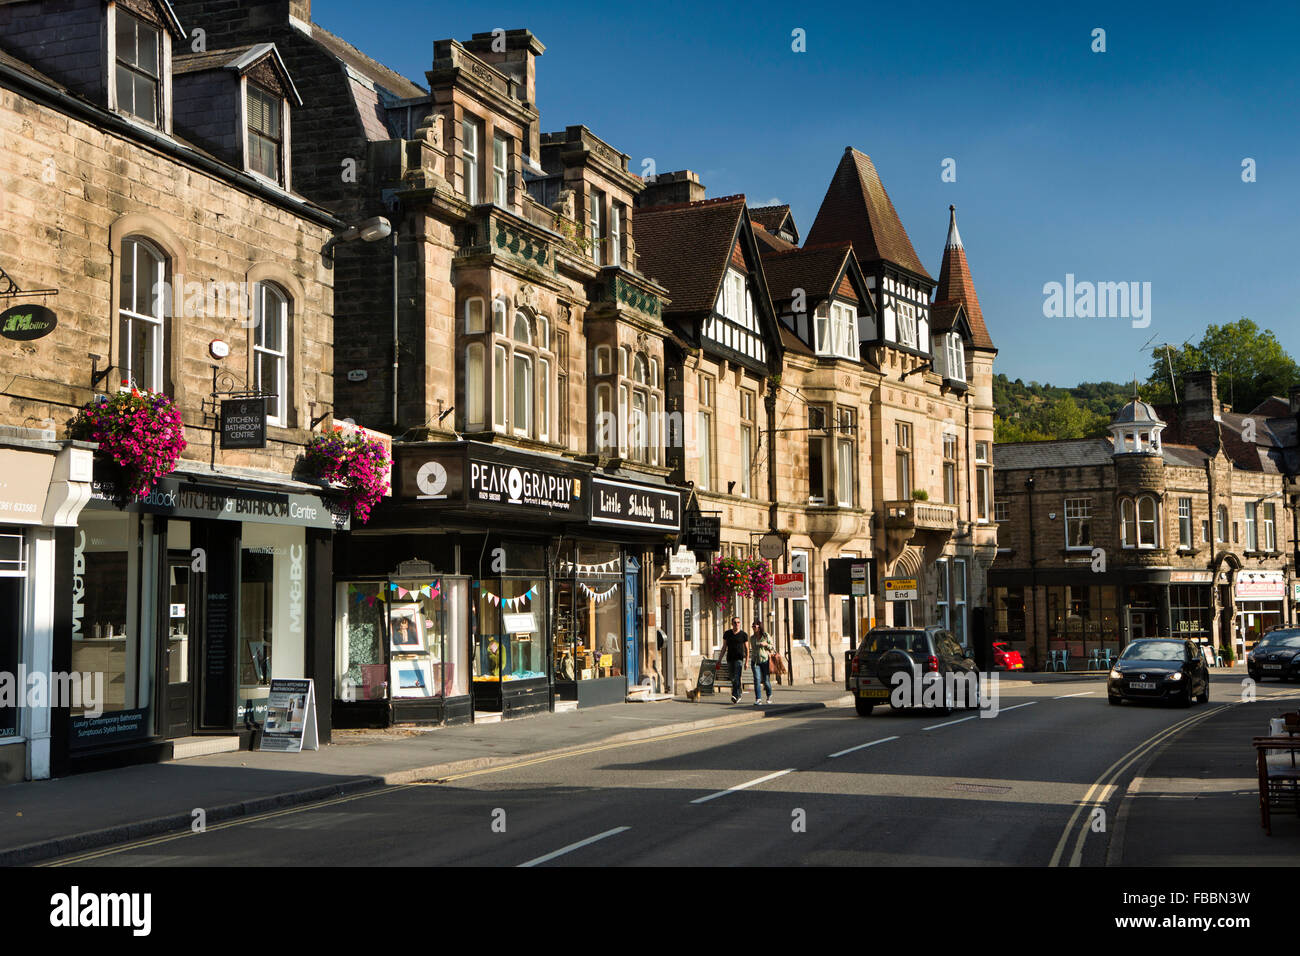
[313,0,1300,389]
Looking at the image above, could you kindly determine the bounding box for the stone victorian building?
[0,0,345,783]
[993,371,1300,669]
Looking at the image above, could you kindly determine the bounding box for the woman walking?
[749,618,773,705]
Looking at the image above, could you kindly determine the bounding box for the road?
[46,674,1288,867]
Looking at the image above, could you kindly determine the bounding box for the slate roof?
[634,196,748,315]
[760,243,854,307]
[804,148,931,281]
[1162,443,1211,468]
[310,23,426,99]
[933,205,994,350]
[749,204,798,243]
[173,42,302,105]
[752,222,797,253]
[994,439,1114,470]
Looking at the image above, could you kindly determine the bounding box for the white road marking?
[1054,692,1094,699]
[828,735,899,758]
[691,769,795,804]
[923,715,976,731]
[517,827,630,867]
[998,701,1038,712]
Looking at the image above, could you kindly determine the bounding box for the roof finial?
[945,205,962,249]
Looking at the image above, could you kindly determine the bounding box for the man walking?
[720,617,749,703]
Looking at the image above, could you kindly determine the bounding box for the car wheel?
[1181,683,1195,707]
[854,698,874,717]
[876,650,917,709]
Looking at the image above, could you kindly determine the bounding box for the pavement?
[0,682,851,865]
[1111,681,1300,865]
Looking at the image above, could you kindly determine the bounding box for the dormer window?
[816,301,858,360]
[115,9,161,126]
[246,84,284,184]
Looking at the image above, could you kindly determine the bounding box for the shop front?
[0,436,94,783]
[52,467,346,776]
[1235,570,1287,651]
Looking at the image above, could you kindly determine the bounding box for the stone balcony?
[883,499,958,533]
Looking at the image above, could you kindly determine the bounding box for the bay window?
[836,407,855,507]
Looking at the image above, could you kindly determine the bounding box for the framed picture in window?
[390,658,435,698]
[388,603,426,653]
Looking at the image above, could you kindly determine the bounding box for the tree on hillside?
[1145,319,1300,412]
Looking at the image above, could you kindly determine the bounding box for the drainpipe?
[391,227,400,429]
[1025,475,1037,668]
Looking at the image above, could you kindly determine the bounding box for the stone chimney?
[1178,369,1222,452]
[463,30,545,165]
[636,170,706,208]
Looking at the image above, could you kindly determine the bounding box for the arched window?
[465,297,485,333]
[1120,498,1136,547]
[253,281,289,425]
[1137,495,1159,547]
[119,236,167,391]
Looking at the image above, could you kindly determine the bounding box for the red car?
[992,642,1024,670]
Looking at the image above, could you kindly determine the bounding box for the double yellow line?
[1050,692,1298,867]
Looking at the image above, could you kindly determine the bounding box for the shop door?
[660,589,675,693]
[162,557,199,738]
[625,557,640,685]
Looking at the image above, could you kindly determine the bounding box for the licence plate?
[1264,664,1283,670]
[858,687,891,699]
[1129,681,1156,690]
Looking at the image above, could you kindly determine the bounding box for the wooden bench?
[1254,735,1300,835]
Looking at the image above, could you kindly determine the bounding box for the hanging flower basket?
[67,387,186,503]
[303,427,391,524]
[704,555,774,609]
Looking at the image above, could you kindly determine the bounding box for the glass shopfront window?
[1170,585,1211,639]
[71,511,156,740]
[0,529,23,739]
[991,586,1026,640]
[473,578,548,683]
[335,577,469,703]
[554,543,623,683]
[237,523,306,724]
[1046,584,1119,658]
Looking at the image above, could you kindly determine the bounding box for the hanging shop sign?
[884,578,918,601]
[258,679,319,752]
[758,533,785,560]
[219,398,267,449]
[0,304,57,341]
[589,477,681,531]
[89,475,348,530]
[684,514,720,554]
[668,547,698,577]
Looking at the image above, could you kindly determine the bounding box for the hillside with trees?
[995,318,1298,442]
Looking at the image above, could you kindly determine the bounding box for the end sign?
[884,578,917,601]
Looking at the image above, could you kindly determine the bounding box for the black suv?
[850,626,980,716]
[1247,629,1300,682]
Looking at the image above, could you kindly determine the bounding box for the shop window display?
[554,544,623,681]
[335,578,469,701]
[473,578,547,683]
[71,511,153,724]
[238,523,306,724]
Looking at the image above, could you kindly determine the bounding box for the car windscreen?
[867,631,929,654]
[1119,641,1184,662]
[1260,633,1300,650]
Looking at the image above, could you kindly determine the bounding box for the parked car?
[850,626,980,716]
[992,641,1024,670]
[1247,629,1300,682]
[1108,638,1210,706]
